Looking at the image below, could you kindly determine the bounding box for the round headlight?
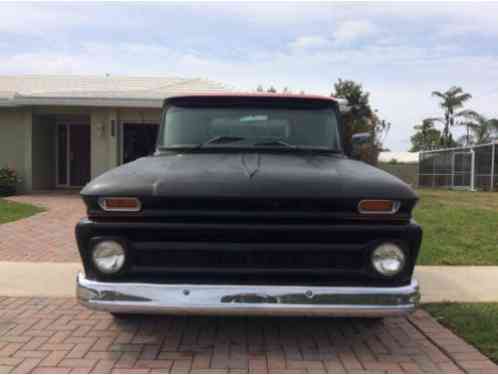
[371,243,405,276]
[92,240,126,274]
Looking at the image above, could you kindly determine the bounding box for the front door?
[122,123,159,164]
[57,123,91,187]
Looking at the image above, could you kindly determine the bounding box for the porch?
[20,107,160,191]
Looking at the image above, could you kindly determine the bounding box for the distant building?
[378,151,419,164]
[378,152,419,186]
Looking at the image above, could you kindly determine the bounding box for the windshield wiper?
[253,140,343,153]
[195,135,246,148]
[253,139,297,148]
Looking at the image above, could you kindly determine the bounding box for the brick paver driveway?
[0,298,497,373]
[0,193,83,262]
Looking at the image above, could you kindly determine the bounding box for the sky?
[1,2,498,151]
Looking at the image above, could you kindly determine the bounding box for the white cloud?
[0,3,91,35]
[333,20,379,45]
[289,36,330,50]
[2,3,498,151]
[3,40,498,152]
[4,37,498,152]
[199,3,336,26]
[1,52,85,74]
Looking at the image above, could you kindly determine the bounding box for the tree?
[410,119,441,151]
[456,109,480,145]
[332,79,371,151]
[332,79,388,165]
[256,85,277,93]
[457,112,498,145]
[445,133,460,148]
[410,129,442,151]
[370,115,391,156]
[431,86,472,147]
[256,85,288,93]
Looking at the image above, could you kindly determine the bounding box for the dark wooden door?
[123,123,159,163]
[69,125,91,186]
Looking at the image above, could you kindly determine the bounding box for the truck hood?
[81,152,417,200]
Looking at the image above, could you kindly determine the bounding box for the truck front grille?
[132,246,364,273]
[77,218,420,287]
[116,223,396,284]
[144,197,358,213]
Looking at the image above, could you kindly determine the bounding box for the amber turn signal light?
[98,197,142,212]
[358,200,400,214]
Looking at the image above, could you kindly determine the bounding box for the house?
[378,151,419,186]
[0,75,229,192]
[378,151,419,164]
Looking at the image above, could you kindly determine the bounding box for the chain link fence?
[418,142,497,191]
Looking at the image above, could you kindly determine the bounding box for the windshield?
[159,105,341,151]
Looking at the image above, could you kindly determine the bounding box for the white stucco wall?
[90,107,128,178]
[90,108,111,179]
[0,108,32,192]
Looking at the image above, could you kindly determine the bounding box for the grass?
[0,198,45,224]
[425,303,498,364]
[414,189,498,265]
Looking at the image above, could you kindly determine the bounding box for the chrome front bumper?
[77,273,420,317]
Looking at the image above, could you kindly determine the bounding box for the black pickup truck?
[76,93,421,317]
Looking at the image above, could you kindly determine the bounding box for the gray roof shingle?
[0,75,231,107]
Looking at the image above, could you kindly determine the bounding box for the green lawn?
[414,189,498,265]
[0,198,45,224]
[425,303,498,364]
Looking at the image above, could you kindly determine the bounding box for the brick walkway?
[0,298,496,373]
[0,193,83,262]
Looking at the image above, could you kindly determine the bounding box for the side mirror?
[351,132,370,160]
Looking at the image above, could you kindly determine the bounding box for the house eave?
[0,96,164,108]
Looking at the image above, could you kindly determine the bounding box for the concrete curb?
[416,266,498,303]
[0,262,81,297]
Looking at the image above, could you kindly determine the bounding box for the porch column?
[108,108,119,169]
[90,109,111,179]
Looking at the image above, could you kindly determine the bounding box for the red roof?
[167,92,338,102]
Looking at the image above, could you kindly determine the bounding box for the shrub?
[0,167,21,186]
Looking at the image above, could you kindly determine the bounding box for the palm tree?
[458,109,480,145]
[431,87,472,147]
[458,112,498,145]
